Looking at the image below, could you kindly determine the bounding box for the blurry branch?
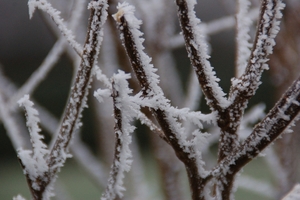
[237,176,276,199]
[8,0,86,108]
[0,64,107,190]
[282,184,300,200]
[28,0,83,56]
[168,7,259,49]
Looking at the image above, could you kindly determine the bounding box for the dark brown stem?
[115,10,208,200]
[101,81,123,200]
[175,0,225,113]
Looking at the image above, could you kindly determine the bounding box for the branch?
[8,0,86,107]
[28,0,83,56]
[47,0,108,186]
[168,8,259,49]
[101,72,135,200]
[217,0,285,166]
[235,0,253,77]
[212,76,300,199]
[113,3,210,199]
[175,0,229,112]
[0,89,27,149]
[17,95,50,200]
[229,0,285,102]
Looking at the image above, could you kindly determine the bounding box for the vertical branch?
[47,0,108,188]
[101,72,135,200]
[17,95,50,200]
[235,0,252,77]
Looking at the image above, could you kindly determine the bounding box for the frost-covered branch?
[47,0,108,189]
[17,95,50,200]
[235,0,253,77]
[101,72,135,200]
[230,0,285,102]
[176,0,229,112]
[113,3,212,199]
[213,76,300,199]
[217,0,284,169]
[28,0,83,56]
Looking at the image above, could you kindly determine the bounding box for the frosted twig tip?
[113,9,124,23]
[113,2,135,23]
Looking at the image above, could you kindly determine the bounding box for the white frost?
[17,95,49,191]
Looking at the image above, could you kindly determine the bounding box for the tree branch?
[213,76,300,199]
[47,0,108,174]
[113,3,210,199]
[175,0,229,112]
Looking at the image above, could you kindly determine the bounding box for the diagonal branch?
[229,0,285,103]
[28,0,83,56]
[47,0,108,186]
[213,76,300,200]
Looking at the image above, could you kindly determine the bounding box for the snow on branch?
[101,71,136,200]
[230,0,285,103]
[175,0,229,111]
[113,3,213,198]
[168,8,259,49]
[18,95,49,169]
[47,0,108,182]
[27,0,83,56]
[17,95,51,199]
[213,76,300,183]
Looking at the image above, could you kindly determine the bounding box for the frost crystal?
[17,95,49,190]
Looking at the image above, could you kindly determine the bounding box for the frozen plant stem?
[48,0,108,174]
[101,73,134,200]
[18,1,110,199]
[213,75,300,200]
[113,3,210,200]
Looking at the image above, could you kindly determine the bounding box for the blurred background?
[0,0,299,199]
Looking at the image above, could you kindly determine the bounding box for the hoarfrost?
[17,95,49,183]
